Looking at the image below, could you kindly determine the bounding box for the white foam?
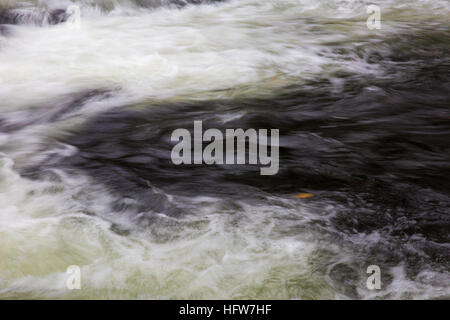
[2,0,447,112]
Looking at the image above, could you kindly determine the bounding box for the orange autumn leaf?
[294,193,314,199]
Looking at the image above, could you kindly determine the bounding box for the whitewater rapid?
[0,0,449,299]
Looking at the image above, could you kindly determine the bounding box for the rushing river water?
[0,0,449,299]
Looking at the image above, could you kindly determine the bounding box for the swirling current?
[0,0,449,299]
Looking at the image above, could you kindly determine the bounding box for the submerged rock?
[47,9,68,25]
[0,8,69,26]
